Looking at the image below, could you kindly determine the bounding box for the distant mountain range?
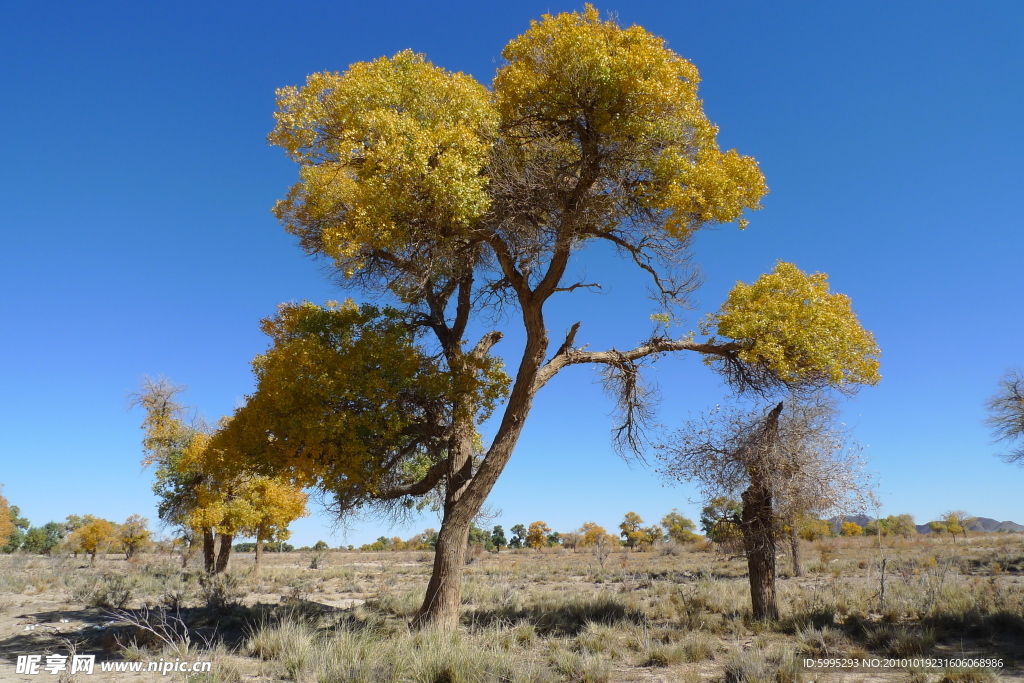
[830,515,1023,534]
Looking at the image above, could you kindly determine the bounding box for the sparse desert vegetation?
[3,4,1024,682]
[2,532,1023,681]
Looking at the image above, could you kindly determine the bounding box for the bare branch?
[553,281,602,293]
[985,368,1024,464]
[656,397,872,520]
[599,352,657,460]
[535,334,740,391]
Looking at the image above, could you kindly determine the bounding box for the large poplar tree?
[220,7,879,629]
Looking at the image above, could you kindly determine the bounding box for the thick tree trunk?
[202,528,216,573]
[411,311,549,629]
[411,516,472,630]
[790,522,803,577]
[742,483,778,620]
[214,532,233,574]
[741,402,783,621]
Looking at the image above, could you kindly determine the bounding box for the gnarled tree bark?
[741,402,783,621]
[214,532,233,574]
[202,527,216,573]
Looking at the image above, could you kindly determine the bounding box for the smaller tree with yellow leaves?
[661,510,699,544]
[526,521,551,550]
[841,521,863,537]
[942,511,975,543]
[119,515,152,559]
[578,522,610,548]
[69,517,117,566]
[231,476,308,570]
[619,512,647,550]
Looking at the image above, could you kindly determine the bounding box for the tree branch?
[535,334,741,392]
[374,458,448,500]
[471,331,504,361]
[487,234,529,298]
[553,281,601,293]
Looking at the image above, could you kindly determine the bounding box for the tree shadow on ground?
[0,596,366,667]
[463,596,647,636]
[783,608,1024,667]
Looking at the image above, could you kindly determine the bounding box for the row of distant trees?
[1,480,990,567]
[355,510,700,554]
[350,507,990,554]
[0,491,153,565]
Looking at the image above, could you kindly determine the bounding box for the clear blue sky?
[2,1,1022,548]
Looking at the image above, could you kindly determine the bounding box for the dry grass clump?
[938,668,1000,683]
[547,645,610,683]
[248,618,554,683]
[792,625,849,657]
[642,630,719,668]
[721,643,802,683]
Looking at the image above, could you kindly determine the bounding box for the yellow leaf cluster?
[270,50,496,270]
[841,521,863,537]
[709,262,881,388]
[208,300,509,501]
[176,426,307,538]
[269,7,767,283]
[69,518,116,554]
[188,474,308,541]
[0,486,14,543]
[525,521,551,549]
[496,5,766,238]
[578,521,611,548]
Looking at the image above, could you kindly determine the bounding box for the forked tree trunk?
[214,532,233,574]
[203,528,216,573]
[411,322,546,629]
[790,521,803,577]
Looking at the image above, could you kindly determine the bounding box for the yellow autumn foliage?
[207,300,509,502]
[525,521,551,550]
[182,429,308,540]
[708,262,881,388]
[271,50,496,274]
[496,5,766,237]
[0,487,13,545]
[269,6,766,284]
[69,517,116,557]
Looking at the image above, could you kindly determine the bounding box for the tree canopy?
[207,300,507,517]
[242,5,880,629]
[133,377,309,573]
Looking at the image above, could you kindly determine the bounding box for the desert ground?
[2,533,1023,682]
